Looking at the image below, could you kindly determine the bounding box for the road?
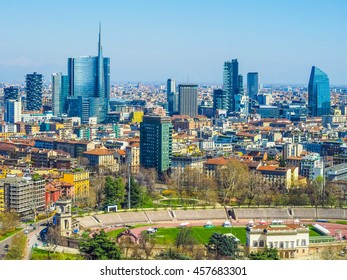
[0,222,46,260]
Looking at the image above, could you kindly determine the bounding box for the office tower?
[4,86,19,102]
[4,100,21,123]
[308,66,330,116]
[167,79,178,114]
[213,89,228,115]
[247,72,259,100]
[26,72,43,111]
[234,74,248,117]
[140,115,173,174]
[67,24,110,123]
[223,59,239,112]
[52,72,69,116]
[178,84,198,117]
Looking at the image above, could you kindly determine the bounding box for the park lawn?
[106,228,127,240]
[0,228,23,242]
[31,248,83,260]
[154,226,247,245]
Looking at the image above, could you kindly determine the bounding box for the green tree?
[175,227,196,250]
[205,233,241,260]
[5,232,27,260]
[79,230,121,260]
[127,177,142,208]
[249,248,280,260]
[0,211,20,235]
[103,176,126,208]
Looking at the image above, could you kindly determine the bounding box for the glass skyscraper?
[67,24,110,123]
[140,115,173,174]
[223,59,240,113]
[26,72,43,111]
[308,66,330,117]
[247,72,258,100]
[213,89,228,115]
[52,72,69,116]
[167,78,178,115]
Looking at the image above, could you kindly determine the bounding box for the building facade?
[178,84,198,117]
[26,72,43,111]
[52,72,69,116]
[247,72,259,100]
[246,220,310,259]
[4,100,21,124]
[140,115,173,174]
[0,177,45,216]
[167,78,178,115]
[308,66,330,117]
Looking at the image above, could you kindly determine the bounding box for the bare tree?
[215,159,249,205]
[137,231,156,260]
[46,227,62,260]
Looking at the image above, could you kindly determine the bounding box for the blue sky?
[1,0,346,85]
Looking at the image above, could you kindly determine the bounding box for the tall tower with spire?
[67,24,110,123]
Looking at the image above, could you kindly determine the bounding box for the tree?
[127,177,142,208]
[135,167,157,197]
[0,211,20,236]
[137,231,156,260]
[175,227,196,250]
[205,233,241,260]
[242,171,264,207]
[45,226,62,260]
[307,176,324,207]
[5,232,27,260]
[79,230,121,260]
[155,248,190,260]
[215,159,249,205]
[103,176,126,209]
[249,248,280,260]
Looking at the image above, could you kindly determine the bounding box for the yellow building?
[131,111,144,123]
[0,186,4,212]
[0,167,22,179]
[60,170,90,198]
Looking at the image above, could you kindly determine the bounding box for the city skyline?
[1,0,347,85]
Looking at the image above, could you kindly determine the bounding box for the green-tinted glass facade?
[140,115,173,174]
[308,66,330,117]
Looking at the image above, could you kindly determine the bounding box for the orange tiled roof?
[83,148,114,156]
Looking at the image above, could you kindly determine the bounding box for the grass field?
[308,225,326,237]
[154,226,247,245]
[0,228,23,242]
[31,248,83,260]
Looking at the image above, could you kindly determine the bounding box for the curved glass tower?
[308,66,330,117]
[67,24,110,123]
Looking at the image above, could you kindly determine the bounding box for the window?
[285,241,289,249]
[291,241,295,248]
[259,240,265,247]
[253,241,258,247]
[279,242,284,248]
[268,242,273,248]
[301,239,306,246]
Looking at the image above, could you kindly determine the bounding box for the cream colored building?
[246,220,309,259]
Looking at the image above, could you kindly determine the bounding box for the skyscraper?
[234,74,248,117]
[213,89,228,115]
[308,66,330,116]
[67,24,110,123]
[4,86,19,102]
[223,59,239,112]
[167,79,178,115]
[26,72,43,111]
[4,100,21,123]
[52,72,69,116]
[247,72,259,100]
[178,84,198,117]
[140,115,173,174]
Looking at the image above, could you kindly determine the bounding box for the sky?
[0,0,347,85]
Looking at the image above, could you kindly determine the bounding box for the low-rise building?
[246,220,309,259]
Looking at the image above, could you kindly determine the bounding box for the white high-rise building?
[4,99,21,123]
